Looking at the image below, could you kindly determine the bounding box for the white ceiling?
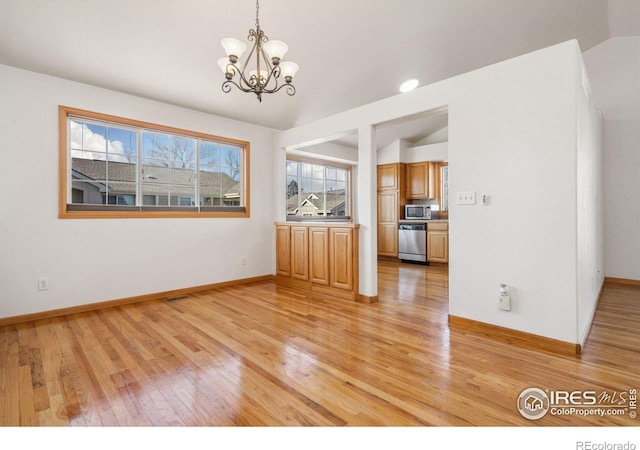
[1,0,638,144]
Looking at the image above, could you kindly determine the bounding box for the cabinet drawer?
[427,222,448,231]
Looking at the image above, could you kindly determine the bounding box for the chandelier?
[218,0,299,102]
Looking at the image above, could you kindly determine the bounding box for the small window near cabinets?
[286,155,351,221]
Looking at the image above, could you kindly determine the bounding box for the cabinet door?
[275,225,291,277]
[291,226,309,281]
[406,162,428,198]
[377,164,399,191]
[309,227,330,285]
[377,190,398,223]
[377,190,399,257]
[378,223,398,256]
[330,228,354,291]
[427,231,448,263]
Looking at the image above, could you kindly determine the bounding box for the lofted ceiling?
[1,0,638,146]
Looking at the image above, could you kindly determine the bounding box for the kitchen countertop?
[398,219,448,223]
[274,221,359,228]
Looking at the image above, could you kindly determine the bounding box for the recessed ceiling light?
[399,78,419,93]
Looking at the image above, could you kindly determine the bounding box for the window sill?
[285,217,352,223]
[60,205,249,219]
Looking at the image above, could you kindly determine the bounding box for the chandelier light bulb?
[221,38,247,61]
[280,61,299,82]
[263,40,288,64]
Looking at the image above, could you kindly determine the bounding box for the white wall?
[583,37,640,281]
[275,40,602,344]
[377,140,409,165]
[415,126,449,146]
[576,65,605,346]
[447,42,582,343]
[289,141,358,164]
[378,140,448,164]
[0,65,276,319]
[405,142,448,163]
[602,119,640,280]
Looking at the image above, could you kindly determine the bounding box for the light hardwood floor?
[1,260,638,426]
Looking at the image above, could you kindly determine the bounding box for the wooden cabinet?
[291,226,309,280]
[377,163,405,257]
[330,227,355,291]
[377,190,398,256]
[275,223,360,301]
[406,161,436,199]
[377,222,398,256]
[427,222,449,263]
[275,225,291,277]
[377,190,398,223]
[377,163,400,190]
[309,227,329,286]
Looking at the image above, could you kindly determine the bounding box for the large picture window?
[59,106,249,218]
[286,156,351,221]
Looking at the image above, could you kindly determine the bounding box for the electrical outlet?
[241,256,247,265]
[499,284,511,311]
[38,278,49,291]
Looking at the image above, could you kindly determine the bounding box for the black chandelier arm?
[254,61,279,91]
[221,59,294,96]
[237,64,270,91]
[222,77,296,98]
[222,61,265,93]
[230,48,278,92]
[221,62,255,92]
[222,78,265,95]
[222,79,243,94]
[261,82,296,96]
[284,84,296,96]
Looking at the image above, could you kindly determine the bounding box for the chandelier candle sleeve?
[219,0,298,101]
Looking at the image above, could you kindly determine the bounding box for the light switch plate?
[456,192,476,205]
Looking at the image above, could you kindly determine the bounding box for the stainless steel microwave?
[405,204,432,219]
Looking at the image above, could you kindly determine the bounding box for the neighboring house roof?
[224,182,240,199]
[287,191,346,215]
[71,158,237,197]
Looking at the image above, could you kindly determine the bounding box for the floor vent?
[165,295,189,302]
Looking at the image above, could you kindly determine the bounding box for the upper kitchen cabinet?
[406,162,436,199]
[377,163,400,191]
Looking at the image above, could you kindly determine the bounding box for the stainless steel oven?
[398,222,427,263]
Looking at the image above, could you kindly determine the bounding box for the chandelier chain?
[255,0,260,29]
